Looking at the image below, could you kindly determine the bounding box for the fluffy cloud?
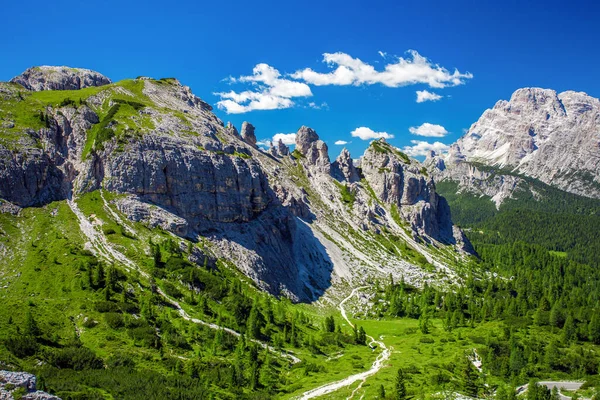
[402,140,450,157]
[215,64,312,114]
[334,140,348,145]
[291,50,473,89]
[416,90,443,103]
[351,127,394,140]
[409,123,448,137]
[272,133,297,145]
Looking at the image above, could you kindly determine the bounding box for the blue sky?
[2,0,599,159]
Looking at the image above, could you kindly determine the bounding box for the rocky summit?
[429,87,600,205]
[10,66,111,91]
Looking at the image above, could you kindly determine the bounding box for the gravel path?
[296,286,391,399]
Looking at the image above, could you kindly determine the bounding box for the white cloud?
[334,140,348,145]
[351,127,394,140]
[273,133,296,145]
[409,123,448,137]
[308,101,329,110]
[402,140,450,157]
[215,63,313,114]
[416,90,442,103]
[256,139,272,148]
[291,50,473,89]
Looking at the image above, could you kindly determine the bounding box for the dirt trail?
[296,287,391,400]
[68,196,300,364]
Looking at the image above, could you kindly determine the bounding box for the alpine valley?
[1,66,599,400]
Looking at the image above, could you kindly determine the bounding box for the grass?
[333,181,356,208]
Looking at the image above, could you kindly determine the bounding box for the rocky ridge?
[10,66,111,91]
[0,66,471,301]
[430,87,600,205]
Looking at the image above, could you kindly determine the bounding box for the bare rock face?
[269,139,290,158]
[0,371,61,400]
[11,66,111,91]
[451,87,600,199]
[102,136,273,227]
[0,105,99,207]
[361,140,456,243]
[240,121,257,147]
[295,126,330,174]
[225,121,239,136]
[116,196,189,236]
[331,148,359,183]
[276,139,289,156]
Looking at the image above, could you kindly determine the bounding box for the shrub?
[94,301,119,313]
[104,312,124,329]
[4,335,39,357]
[44,346,103,370]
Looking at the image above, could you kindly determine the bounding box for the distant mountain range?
[428,87,600,206]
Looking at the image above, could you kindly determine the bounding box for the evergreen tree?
[459,354,478,397]
[323,316,335,333]
[357,326,367,345]
[563,315,576,343]
[246,298,265,339]
[589,312,600,344]
[395,368,408,400]
[378,384,386,399]
[418,312,430,334]
[25,310,40,337]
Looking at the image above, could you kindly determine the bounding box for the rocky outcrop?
[331,148,359,183]
[269,139,290,158]
[0,105,99,207]
[447,87,600,199]
[225,122,239,136]
[11,66,111,91]
[294,126,330,174]
[116,196,189,236]
[240,121,257,147]
[0,371,60,400]
[361,140,457,244]
[426,150,526,208]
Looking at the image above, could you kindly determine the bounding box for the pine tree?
[25,310,40,337]
[357,326,367,345]
[459,354,478,397]
[418,312,430,334]
[378,384,386,399]
[589,312,600,344]
[563,315,576,343]
[395,368,408,400]
[323,316,335,333]
[247,298,265,339]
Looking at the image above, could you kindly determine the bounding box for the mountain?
[1,67,600,400]
[0,66,470,303]
[428,87,600,206]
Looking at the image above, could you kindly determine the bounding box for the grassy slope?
[0,192,384,399]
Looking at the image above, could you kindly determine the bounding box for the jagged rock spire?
[294,126,330,174]
[332,148,359,183]
[241,121,257,147]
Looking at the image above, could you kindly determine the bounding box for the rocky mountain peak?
[241,121,257,147]
[432,86,600,204]
[295,126,330,173]
[225,121,239,136]
[331,148,359,183]
[11,66,111,91]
